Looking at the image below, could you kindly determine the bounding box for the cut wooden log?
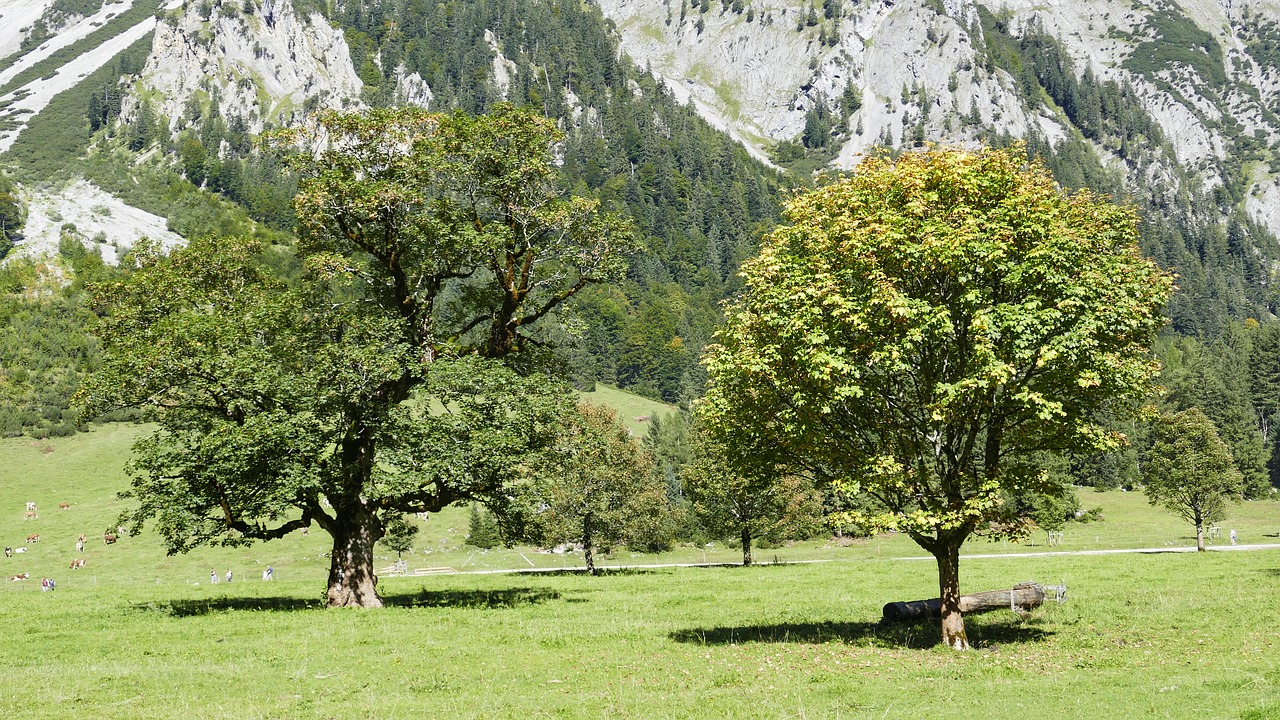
[882,581,1046,623]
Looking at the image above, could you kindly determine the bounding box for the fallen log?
[882,581,1046,623]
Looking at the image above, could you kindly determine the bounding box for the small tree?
[466,505,501,549]
[700,146,1171,649]
[380,515,419,558]
[523,402,674,574]
[682,423,823,566]
[1144,408,1243,551]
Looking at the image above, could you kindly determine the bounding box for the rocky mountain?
[601,0,1280,234]
[3,0,1280,397]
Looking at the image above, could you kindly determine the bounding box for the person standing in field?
[225,569,233,583]
[210,569,218,584]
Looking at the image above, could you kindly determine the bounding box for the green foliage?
[83,106,632,607]
[1010,478,1082,534]
[313,0,786,403]
[978,14,1280,343]
[682,420,824,565]
[4,33,153,182]
[0,173,26,256]
[700,146,1172,647]
[1143,407,1243,550]
[643,410,692,502]
[517,402,680,572]
[466,504,502,549]
[0,247,133,438]
[1158,330,1271,496]
[1121,6,1227,89]
[379,514,420,557]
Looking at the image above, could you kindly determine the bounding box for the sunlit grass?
[2,422,1279,718]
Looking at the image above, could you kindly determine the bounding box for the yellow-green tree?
[699,147,1171,650]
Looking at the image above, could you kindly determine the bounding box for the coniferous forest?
[3,0,1280,506]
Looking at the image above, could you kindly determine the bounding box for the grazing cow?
[3,547,10,557]
[13,547,26,554]
[77,533,86,543]
[69,558,86,570]
[10,573,29,581]
[75,540,84,554]
[103,533,117,545]
[25,502,35,512]
[58,502,70,510]
[26,533,40,544]
[23,511,37,521]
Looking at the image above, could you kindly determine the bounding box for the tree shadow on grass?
[136,587,560,617]
[671,617,1053,650]
[524,567,662,577]
[385,587,559,609]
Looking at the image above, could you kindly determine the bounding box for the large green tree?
[699,146,1171,649]
[83,105,635,608]
[1143,407,1243,551]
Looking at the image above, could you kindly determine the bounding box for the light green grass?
[2,551,1279,718]
[577,382,679,435]
[3,424,1280,717]
[2,423,1278,584]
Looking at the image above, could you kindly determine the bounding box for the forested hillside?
[1,0,1279,497]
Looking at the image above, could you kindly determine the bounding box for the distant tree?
[700,146,1171,649]
[643,411,693,502]
[1143,408,1243,552]
[127,102,157,151]
[380,514,419,558]
[682,422,823,565]
[466,505,501,549]
[0,175,25,254]
[521,402,676,574]
[1012,477,1081,544]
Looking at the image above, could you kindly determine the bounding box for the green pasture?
[1,422,1279,718]
[2,546,1278,718]
[578,383,679,436]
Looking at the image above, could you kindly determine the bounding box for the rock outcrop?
[132,0,366,134]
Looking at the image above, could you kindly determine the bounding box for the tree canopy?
[82,105,635,607]
[699,145,1172,648]
[1143,407,1243,551]
[518,402,677,574]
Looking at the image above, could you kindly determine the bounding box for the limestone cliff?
[597,0,1280,233]
[129,0,366,134]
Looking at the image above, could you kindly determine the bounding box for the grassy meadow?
[1,421,1279,718]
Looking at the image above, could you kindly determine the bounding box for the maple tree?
[699,146,1171,648]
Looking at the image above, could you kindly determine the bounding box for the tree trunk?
[1196,520,1205,552]
[741,525,753,567]
[583,512,596,576]
[326,504,383,608]
[935,541,969,650]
